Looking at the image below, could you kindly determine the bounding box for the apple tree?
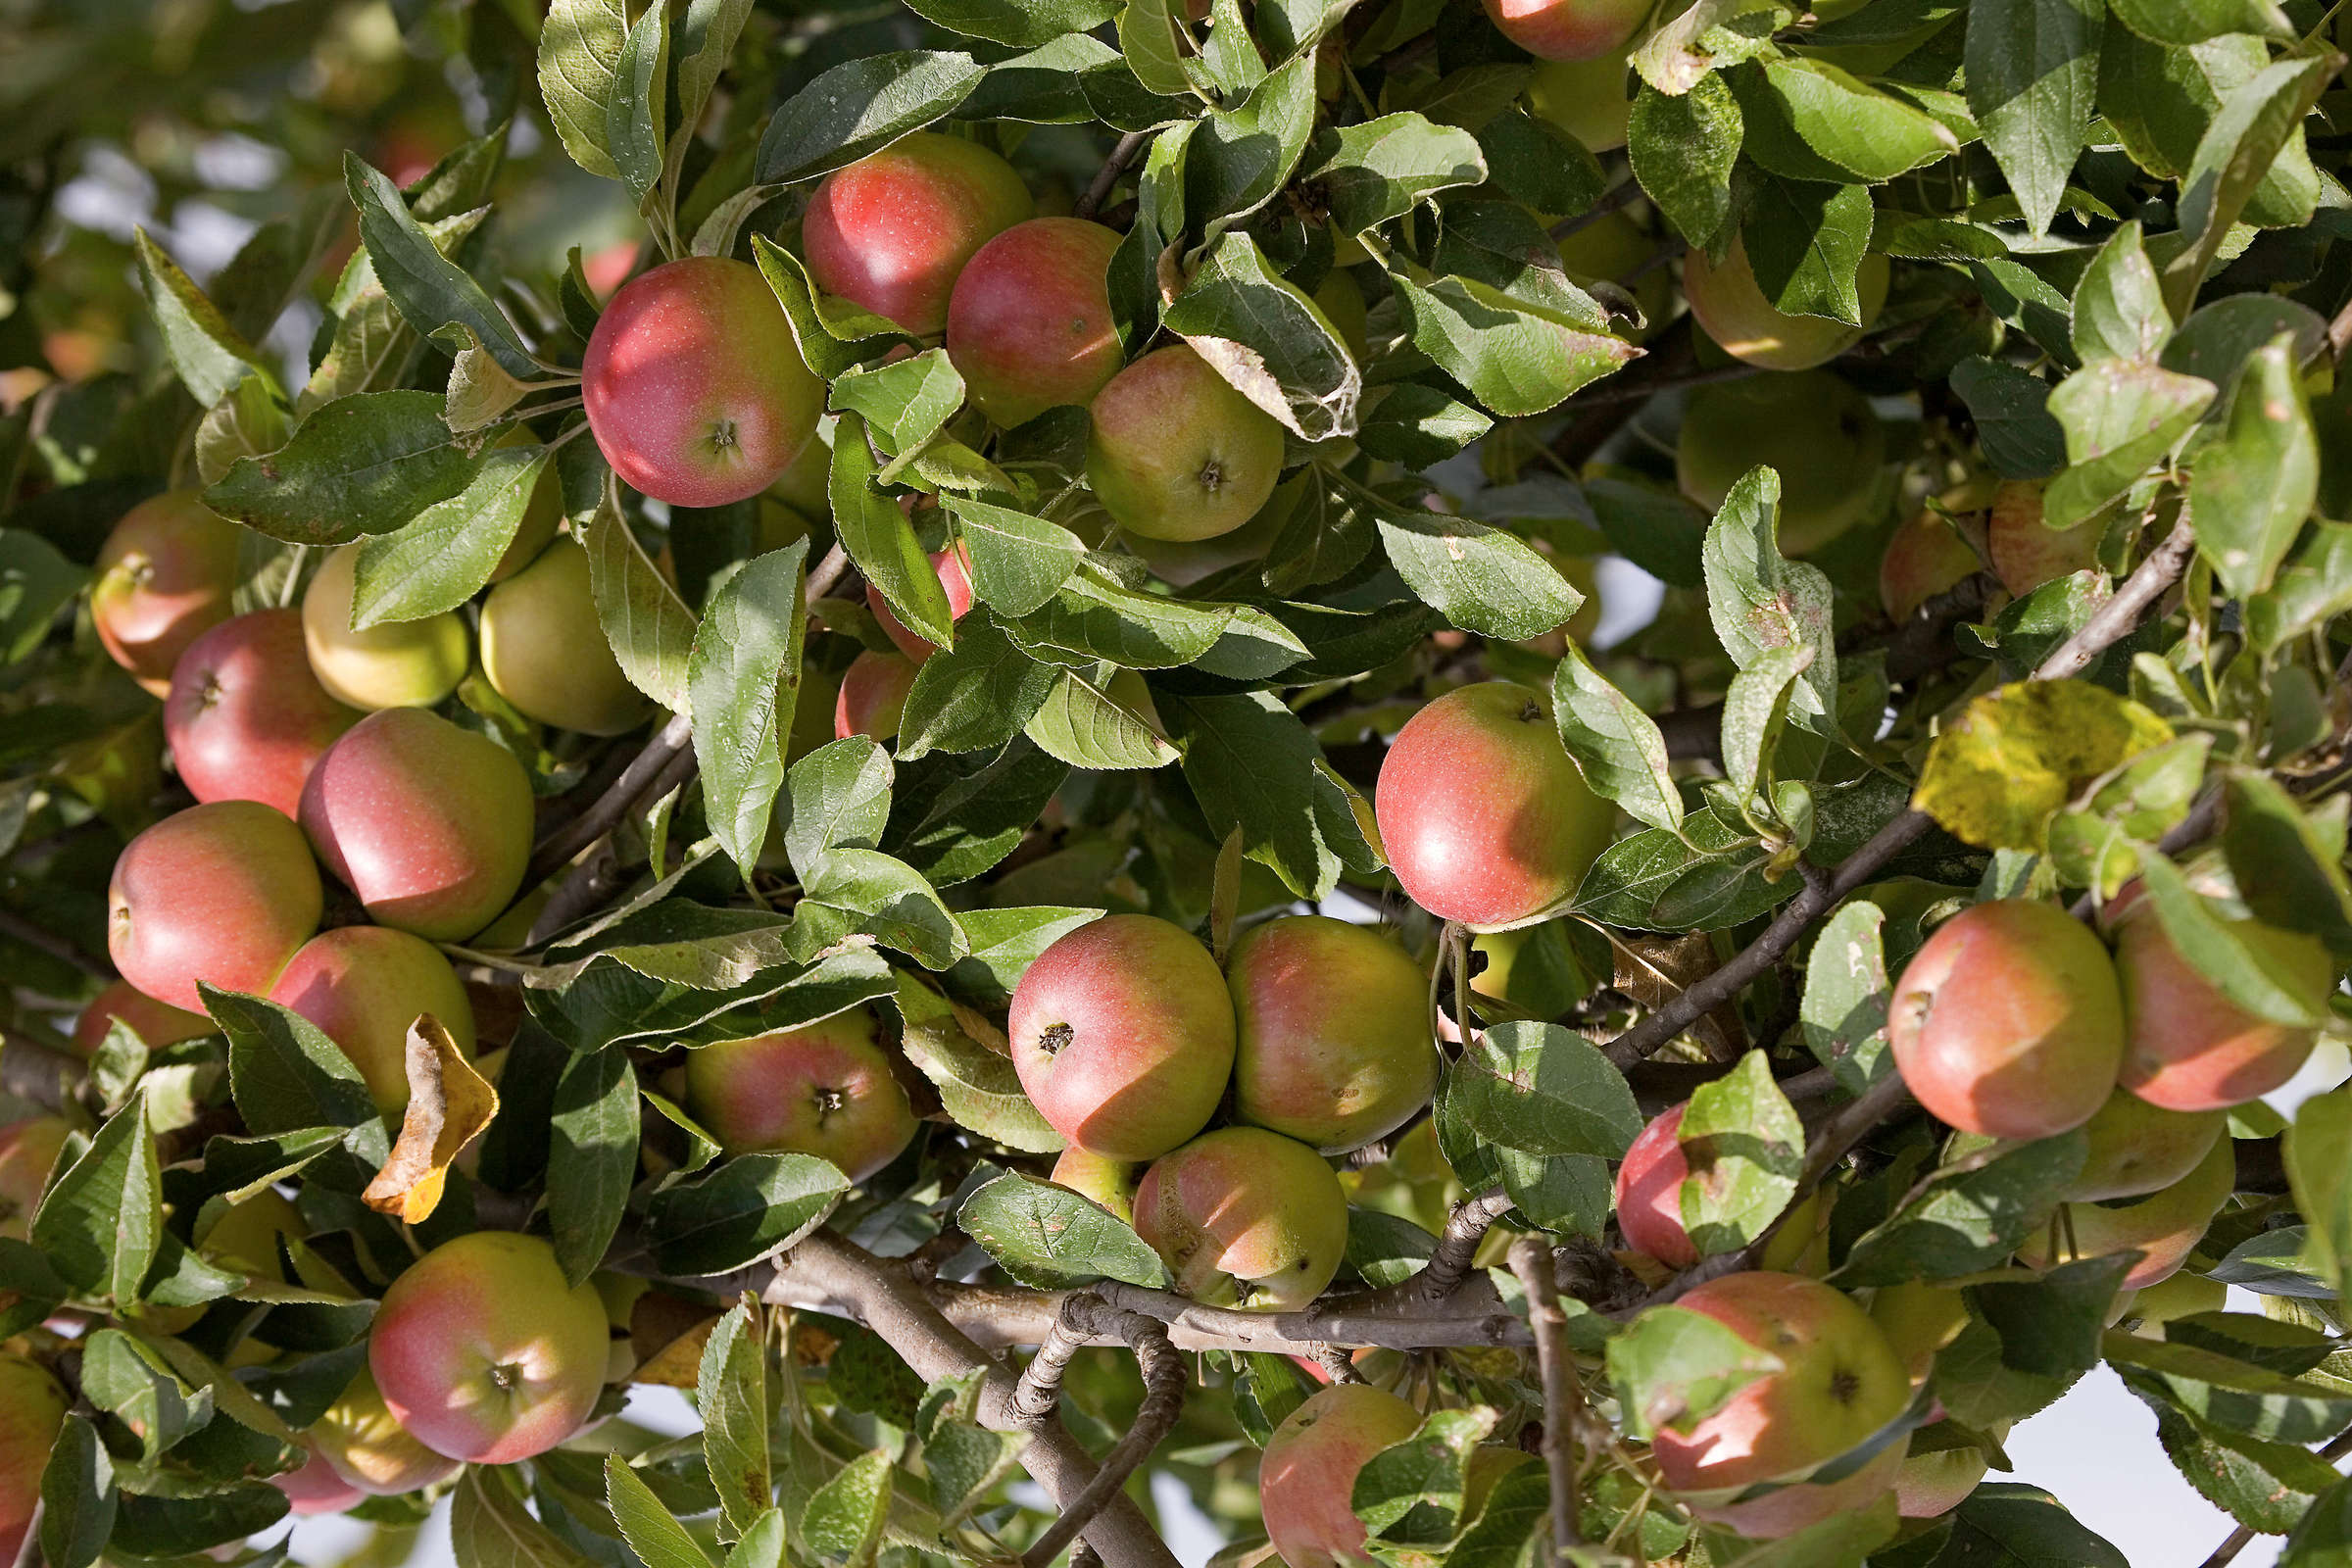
[2,0,2352,1565]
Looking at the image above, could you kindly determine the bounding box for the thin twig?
[1508,1236,1583,1557]
[1549,180,1643,241]
[0,908,111,981]
[1076,131,1151,222]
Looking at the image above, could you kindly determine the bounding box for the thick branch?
[1417,1188,1517,1299]
[1508,1237,1583,1557]
[1021,1298,1188,1568]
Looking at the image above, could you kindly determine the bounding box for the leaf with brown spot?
[361,1014,500,1223]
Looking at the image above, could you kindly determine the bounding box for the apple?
[1134,1126,1348,1310]
[489,426,564,582]
[834,649,920,741]
[1314,270,1369,360]
[311,1364,463,1495]
[0,1355,67,1562]
[479,537,650,736]
[1895,1420,2008,1519]
[109,800,324,1012]
[1259,1384,1423,1568]
[1556,211,1671,343]
[368,1230,612,1463]
[2064,1089,2226,1202]
[301,544,470,711]
[272,1446,366,1515]
[1677,370,1886,553]
[0,1117,69,1242]
[1649,1271,1911,1538]
[1616,1102,1699,1268]
[300,708,536,942]
[165,609,360,819]
[1526,46,1637,150]
[868,544,976,663]
[1050,1147,1141,1225]
[1229,914,1437,1154]
[2126,1269,2227,1333]
[2016,1131,2235,1289]
[2111,884,2333,1112]
[1008,913,1236,1161]
[89,490,244,696]
[1372,680,1616,930]
[1879,509,1981,620]
[1868,1279,1968,1382]
[1886,900,2125,1140]
[803,131,1034,335]
[1088,345,1287,543]
[269,925,479,1115]
[582,257,826,508]
[1483,0,1648,59]
[198,1186,307,1278]
[946,218,1124,427]
[72,979,213,1055]
[1985,479,2103,597]
[1683,236,1889,371]
[682,1006,919,1183]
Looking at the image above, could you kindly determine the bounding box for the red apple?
[109,801,324,1013]
[1228,914,1437,1154]
[1616,1102,1699,1268]
[300,708,536,942]
[368,1230,611,1464]
[1008,913,1236,1161]
[945,218,1124,428]
[1879,510,1981,621]
[1260,1385,1424,1568]
[1886,900,2125,1140]
[582,257,826,508]
[268,925,478,1115]
[1484,0,1650,59]
[682,1006,918,1183]
[1683,237,1889,372]
[1986,480,2102,597]
[0,1117,69,1243]
[804,131,1034,335]
[165,608,360,819]
[834,649,920,741]
[2111,883,2333,1112]
[0,1355,67,1557]
[1087,345,1287,543]
[868,544,976,663]
[1134,1127,1348,1310]
[89,490,244,696]
[272,1446,366,1515]
[1372,681,1616,930]
[71,979,214,1055]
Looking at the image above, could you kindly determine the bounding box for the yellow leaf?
[362,1014,500,1224]
[1914,680,2176,852]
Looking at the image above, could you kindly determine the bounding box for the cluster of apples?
[1013,911,1438,1310]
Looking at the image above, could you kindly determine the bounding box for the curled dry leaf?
[361,1013,502,1223]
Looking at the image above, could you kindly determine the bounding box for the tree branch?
[1077,131,1151,222]
[1020,1298,1188,1568]
[0,907,110,981]
[2,1027,80,1113]
[1416,1188,1517,1299]
[1508,1236,1583,1558]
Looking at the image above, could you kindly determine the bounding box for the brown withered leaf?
[629,1289,724,1387]
[362,1014,499,1223]
[1613,932,1746,1061]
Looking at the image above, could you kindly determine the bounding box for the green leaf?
[645,1152,850,1275]
[1740,174,1874,323]
[904,0,1121,44]
[1446,1020,1643,1160]
[1351,1408,1499,1544]
[1551,642,1682,835]
[1164,690,1378,901]
[830,350,966,472]
[1677,1050,1803,1254]
[81,1329,211,1459]
[2135,851,2328,1027]
[346,155,539,380]
[1391,268,1638,417]
[669,0,757,195]
[0,529,86,664]
[699,1300,772,1538]
[690,543,810,876]
[1799,900,1892,1094]
[894,974,1066,1152]
[1357,481,1586,641]
[455,1464,597,1568]
[133,229,273,408]
[945,496,1084,616]
[1185,55,1317,239]
[607,1455,716,1568]
[1304,112,1487,234]
[2072,222,2171,365]
[832,414,955,648]
[1951,357,2066,480]
[2041,359,2213,530]
[2159,55,2335,319]
[1024,669,1179,770]
[1702,466,1838,749]
[1719,642,1814,815]
[798,846,969,968]
[1832,1133,2086,1286]
[2283,1473,2352,1564]
[39,1414,117,1568]
[1630,77,1741,248]
[1119,0,1199,99]
[1607,1301,1784,1444]
[1477,107,1606,219]
[800,1449,892,1568]
[1732,59,1957,181]
[1966,0,2103,236]
[2190,333,2317,599]
[749,236,914,382]
[30,1092,161,1302]
[1575,805,1790,932]
[957,1170,1169,1288]
[204,986,378,1136]
[2248,519,2352,651]
[539,0,632,181]
[896,614,1060,760]
[779,738,895,874]
[353,442,551,626]
[2102,1329,2352,1444]
[548,1051,638,1290]
[2223,771,2352,956]
[2130,1379,2343,1533]
[204,389,488,546]
[1635,0,1784,94]
[1162,230,1361,442]
[755,53,987,185]
[607,3,669,207]
[586,476,699,713]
